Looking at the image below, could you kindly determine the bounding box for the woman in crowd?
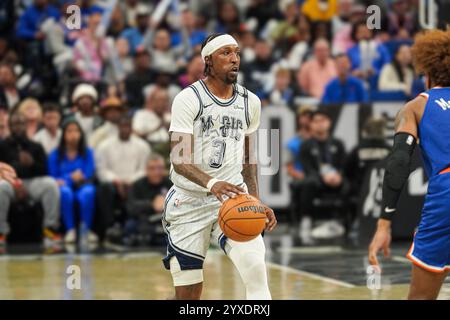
[378,44,414,97]
[48,120,97,244]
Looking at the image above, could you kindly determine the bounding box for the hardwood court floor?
[1,247,449,300]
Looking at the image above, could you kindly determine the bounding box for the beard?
[224,73,238,84]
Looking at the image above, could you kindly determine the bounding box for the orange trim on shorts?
[406,237,450,273]
[439,167,450,175]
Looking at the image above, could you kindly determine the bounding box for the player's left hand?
[264,206,277,232]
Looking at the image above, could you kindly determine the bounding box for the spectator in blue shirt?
[48,120,97,244]
[16,0,60,41]
[346,21,391,83]
[322,53,369,104]
[119,4,151,55]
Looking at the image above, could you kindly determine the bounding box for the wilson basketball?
[218,194,267,242]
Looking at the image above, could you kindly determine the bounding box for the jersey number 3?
[209,139,226,168]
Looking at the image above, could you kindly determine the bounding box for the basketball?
[218,194,267,242]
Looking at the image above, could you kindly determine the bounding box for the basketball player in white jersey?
[163,33,277,300]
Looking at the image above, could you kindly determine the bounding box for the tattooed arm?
[242,133,277,231]
[242,134,259,198]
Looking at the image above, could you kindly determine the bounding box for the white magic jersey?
[168,79,261,193]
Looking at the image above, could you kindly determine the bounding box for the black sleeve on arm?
[380,132,417,220]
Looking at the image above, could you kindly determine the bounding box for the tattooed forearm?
[172,163,212,189]
[242,163,259,198]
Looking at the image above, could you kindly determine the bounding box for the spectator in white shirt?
[132,86,171,149]
[96,115,151,239]
[89,96,127,149]
[69,83,102,140]
[378,44,414,97]
[33,103,62,155]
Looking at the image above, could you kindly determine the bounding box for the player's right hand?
[210,181,246,202]
[0,162,17,185]
[368,219,392,270]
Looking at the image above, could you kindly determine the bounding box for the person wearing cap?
[119,4,152,55]
[89,96,126,149]
[68,83,102,140]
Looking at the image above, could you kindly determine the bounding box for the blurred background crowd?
[0,0,446,251]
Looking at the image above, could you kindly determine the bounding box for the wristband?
[206,178,220,191]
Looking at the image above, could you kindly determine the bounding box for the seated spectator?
[347,21,391,83]
[0,112,61,247]
[124,50,156,109]
[72,9,110,82]
[124,154,172,246]
[286,23,311,71]
[286,107,313,182]
[286,107,313,234]
[214,1,243,34]
[296,38,337,99]
[0,107,9,140]
[95,115,151,240]
[89,97,126,149]
[242,39,275,96]
[178,55,204,89]
[132,87,171,151]
[144,28,182,75]
[270,0,299,49]
[387,0,416,37]
[302,0,337,41]
[299,110,347,241]
[47,120,97,244]
[321,53,369,104]
[378,44,414,97]
[264,68,294,108]
[16,98,43,139]
[331,2,366,54]
[344,116,390,202]
[40,2,83,76]
[0,63,23,111]
[120,4,151,55]
[68,83,102,140]
[16,0,60,41]
[171,7,207,52]
[33,103,62,155]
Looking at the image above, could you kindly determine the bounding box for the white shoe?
[64,229,77,243]
[311,220,344,239]
[299,216,314,244]
[87,230,99,243]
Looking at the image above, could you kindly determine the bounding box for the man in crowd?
[125,154,172,246]
[299,110,347,241]
[33,103,62,155]
[322,53,369,104]
[0,113,61,246]
[96,115,151,241]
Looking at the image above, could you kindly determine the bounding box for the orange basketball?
[218,194,267,242]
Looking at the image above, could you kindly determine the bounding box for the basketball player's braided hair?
[411,29,450,87]
[200,33,227,76]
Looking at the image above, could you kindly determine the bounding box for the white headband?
[201,34,239,62]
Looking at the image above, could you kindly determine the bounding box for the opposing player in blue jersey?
[369,29,450,299]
